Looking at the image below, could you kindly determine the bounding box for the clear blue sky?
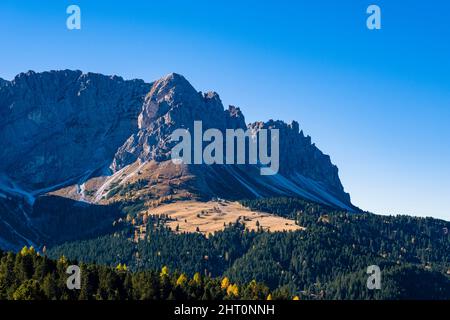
[1,0,449,219]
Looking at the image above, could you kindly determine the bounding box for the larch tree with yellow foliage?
[160,265,169,278]
[176,273,188,287]
[116,263,128,272]
[226,284,239,297]
[221,277,230,290]
[192,272,202,285]
[20,246,36,256]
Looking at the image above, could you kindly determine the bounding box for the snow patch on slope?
[0,175,35,206]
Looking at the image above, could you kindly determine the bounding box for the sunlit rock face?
[111,73,352,208]
[112,73,240,171]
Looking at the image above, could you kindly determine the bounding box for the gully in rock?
[170,121,280,176]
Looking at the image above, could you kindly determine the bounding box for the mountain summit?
[110,72,352,209]
[0,70,355,250]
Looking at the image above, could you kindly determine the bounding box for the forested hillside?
[42,197,450,300]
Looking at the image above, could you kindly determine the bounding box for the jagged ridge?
[111,73,353,209]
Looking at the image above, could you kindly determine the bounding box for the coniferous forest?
[1,197,448,300]
[0,247,274,300]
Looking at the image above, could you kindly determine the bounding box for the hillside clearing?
[147,200,303,235]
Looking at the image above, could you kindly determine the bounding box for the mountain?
[0,70,150,190]
[0,78,8,88]
[109,73,352,208]
[0,70,150,250]
[0,71,449,301]
[0,70,354,251]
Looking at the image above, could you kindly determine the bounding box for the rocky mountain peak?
[225,105,246,130]
[248,119,349,204]
[111,74,351,208]
[113,74,228,170]
[137,73,223,129]
[147,73,196,102]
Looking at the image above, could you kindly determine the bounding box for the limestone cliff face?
[111,73,351,208]
[0,70,350,206]
[112,73,244,170]
[0,78,8,88]
[248,120,350,205]
[0,70,150,189]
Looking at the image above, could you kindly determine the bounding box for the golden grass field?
[147,200,303,235]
